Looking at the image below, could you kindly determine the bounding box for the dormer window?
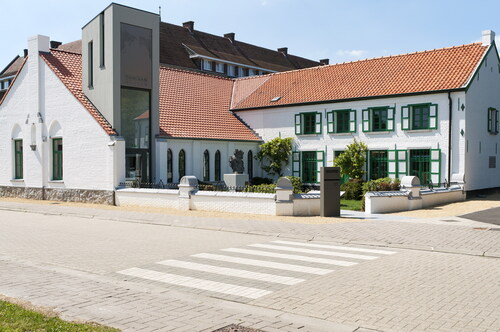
[215,62,224,73]
[227,65,236,77]
[202,59,212,71]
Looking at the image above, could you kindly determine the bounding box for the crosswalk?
[117,240,397,301]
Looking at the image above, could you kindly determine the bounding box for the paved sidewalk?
[0,200,498,257]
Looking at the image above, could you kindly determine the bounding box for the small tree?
[334,139,368,179]
[256,137,293,176]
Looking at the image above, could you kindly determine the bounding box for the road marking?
[272,240,397,255]
[118,267,272,299]
[156,259,305,285]
[221,248,357,267]
[192,253,333,275]
[249,243,378,260]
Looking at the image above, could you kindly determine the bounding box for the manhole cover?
[212,324,265,332]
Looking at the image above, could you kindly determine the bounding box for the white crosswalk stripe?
[157,259,305,285]
[222,247,358,267]
[248,243,378,260]
[192,253,333,275]
[271,240,397,255]
[117,241,397,301]
[118,267,272,299]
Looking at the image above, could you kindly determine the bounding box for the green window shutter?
[362,109,370,132]
[327,111,334,133]
[430,149,441,185]
[496,110,499,134]
[387,107,395,131]
[429,104,438,129]
[316,151,325,182]
[397,150,408,177]
[349,110,356,132]
[402,106,410,130]
[315,112,322,134]
[387,150,397,179]
[294,114,302,135]
[292,151,301,177]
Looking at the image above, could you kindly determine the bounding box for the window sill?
[297,134,321,137]
[405,129,433,133]
[10,179,24,182]
[328,132,353,136]
[48,180,64,183]
[364,131,393,135]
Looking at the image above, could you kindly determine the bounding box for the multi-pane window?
[52,138,63,180]
[362,107,395,132]
[369,150,388,180]
[488,107,499,134]
[203,150,210,181]
[295,112,322,135]
[215,63,224,73]
[178,149,186,179]
[215,150,221,181]
[227,65,236,77]
[202,59,212,71]
[167,149,173,183]
[327,110,356,133]
[88,41,93,88]
[402,103,438,130]
[14,139,23,179]
[292,151,324,183]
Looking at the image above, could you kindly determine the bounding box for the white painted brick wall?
[115,188,179,208]
[190,191,276,215]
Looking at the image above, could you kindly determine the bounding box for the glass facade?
[121,88,151,182]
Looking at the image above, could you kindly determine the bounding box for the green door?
[302,151,317,183]
[369,150,388,180]
[409,149,430,185]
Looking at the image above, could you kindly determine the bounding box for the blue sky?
[2,0,500,69]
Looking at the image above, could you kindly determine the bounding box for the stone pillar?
[400,176,422,210]
[178,175,198,210]
[275,177,294,216]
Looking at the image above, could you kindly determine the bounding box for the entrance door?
[409,149,430,185]
[302,151,318,183]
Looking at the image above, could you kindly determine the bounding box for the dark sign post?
[320,167,341,217]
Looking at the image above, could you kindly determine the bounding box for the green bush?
[285,176,303,194]
[341,180,364,200]
[362,177,400,194]
[250,177,273,185]
[244,183,277,193]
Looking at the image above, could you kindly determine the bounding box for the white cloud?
[335,50,368,57]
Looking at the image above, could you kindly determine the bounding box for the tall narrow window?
[247,150,253,180]
[203,150,210,181]
[369,150,388,180]
[178,149,186,180]
[100,13,105,67]
[215,150,221,181]
[167,149,173,183]
[88,41,93,88]
[14,139,23,179]
[52,138,63,180]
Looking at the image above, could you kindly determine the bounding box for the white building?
[1,3,499,204]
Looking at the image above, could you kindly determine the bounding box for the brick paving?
[0,201,499,331]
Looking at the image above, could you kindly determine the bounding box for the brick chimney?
[224,32,235,43]
[277,47,288,55]
[319,59,330,65]
[482,30,496,46]
[183,21,194,32]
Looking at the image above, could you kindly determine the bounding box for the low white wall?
[421,188,466,207]
[115,188,179,208]
[190,191,276,215]
[364,192,412,214]
[293,193,320,216]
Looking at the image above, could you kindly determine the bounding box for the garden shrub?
[243,183,276,193]
[250,177,273,185]
[285,176,303,194]
[340,180,364,200]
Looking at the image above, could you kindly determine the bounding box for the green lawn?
[340,199,363,211]
[0,299,119,332]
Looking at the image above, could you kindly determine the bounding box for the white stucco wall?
[190,191,275,215]
[464,44,500,191]
[0,51,116,191]
[236,93,455,183]
[115,188,178,208]
[155,139,261,183]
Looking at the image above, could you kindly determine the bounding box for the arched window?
[167,149,173,183]
[248,150,253,180]
[215,150,221,181]
[203,150,210,181]
[178,149,186,180]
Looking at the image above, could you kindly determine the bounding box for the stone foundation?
[0,186,114,205]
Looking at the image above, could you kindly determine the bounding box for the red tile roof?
[40,50,116,135]
[232,43,488,110]
[159,66,260,141]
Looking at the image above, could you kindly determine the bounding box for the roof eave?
[463,42,497,91]
[0,56,28,106]
[232,88,466,112]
